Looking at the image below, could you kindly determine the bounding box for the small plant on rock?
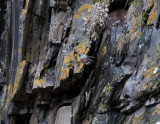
[83,2,109,41]
[94,0,108,4]
[67,60,80,68]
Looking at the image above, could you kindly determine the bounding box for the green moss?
[133,0,140,8]
[67,60,80,68]
[132,0,143,17]
[94,0,108,4]
[61,0,67,2]
[137,13,147,28]
[67,63,73,68]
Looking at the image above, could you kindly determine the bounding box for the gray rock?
[55,106,72,124]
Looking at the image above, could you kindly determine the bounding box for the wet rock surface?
[0,0,160,124]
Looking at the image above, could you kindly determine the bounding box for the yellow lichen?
[22,0,29,17]
[84,116,92,124]
[7,84,11,95]
[142,55,160,90]
[129,17,137,37]
[99,103,105,112]
[13,61,27,95]
[146,0,153,11]
[60,52,74,80]
[99,100,107,112]
[152,104,160,116]
[132,114,144,124]
[63,55,71,66]
[105,82,112,96]
[131,33,137,41]
[147,3,157,25]
[56,24,59,26]
[33,77,46,88]
[144,67,156,80]
[76,40,89,54]
[112,73,119,82]
[102,46,107,55]
[137,31,142,36]
[60,68,70,80]
[124,115,133,124]
[4,61,27,110]
[74,14,80,19]
[77,4,92,14]
[74,4,92,20]
[18,48,22,54]
[142,85,147,90]
[60,40,90,80]
[157,41,160,67]
[131,31,142,41]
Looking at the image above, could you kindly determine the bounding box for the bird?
[79,54,94,65]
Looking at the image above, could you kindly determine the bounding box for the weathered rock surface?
[0,0,160,124]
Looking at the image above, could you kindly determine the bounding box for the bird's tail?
[88,56,95,58]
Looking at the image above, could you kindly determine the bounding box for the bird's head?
[79,54,87,58]
[79,54,82,57]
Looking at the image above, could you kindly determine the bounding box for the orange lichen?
[147,3,157,25]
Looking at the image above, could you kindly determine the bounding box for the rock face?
[1,0,160,124]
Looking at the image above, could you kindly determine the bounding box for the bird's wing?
[88,56,95,58]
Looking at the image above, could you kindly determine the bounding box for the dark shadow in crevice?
[156,15,160,29]
[15,114,31,124]
[108,0,130,12]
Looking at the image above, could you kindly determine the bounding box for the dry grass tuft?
[84,2,109,41]
[112,34,130,57]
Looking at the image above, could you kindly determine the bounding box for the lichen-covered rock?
[1,0,160,124]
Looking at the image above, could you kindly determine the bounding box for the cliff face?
[1,0,160,124]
